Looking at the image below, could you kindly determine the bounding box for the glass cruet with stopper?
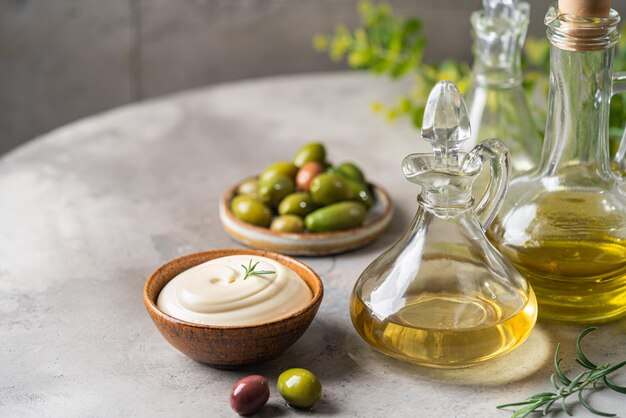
[488,0,626,323]
[463,0,543,175]
[350,80,537,368]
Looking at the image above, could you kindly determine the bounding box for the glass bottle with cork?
[488,0,626,323]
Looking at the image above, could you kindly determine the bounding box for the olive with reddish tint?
[296,161,325,191]
[230,375,270,416]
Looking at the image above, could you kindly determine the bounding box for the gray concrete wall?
[1,0,624,155]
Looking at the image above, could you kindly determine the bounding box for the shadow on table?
[345,315,626,388]
[188,314,625,415]
[345,325,553,387]
[538,316,626,368]
[233,319,349,416]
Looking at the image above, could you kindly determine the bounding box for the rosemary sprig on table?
[497,327,626,418]
[241,259,276,281]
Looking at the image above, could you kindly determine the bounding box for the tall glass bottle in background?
[488,0,626,323]
[463,0,542,175]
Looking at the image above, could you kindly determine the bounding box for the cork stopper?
[558,0,611,18]
[554,0,615,46]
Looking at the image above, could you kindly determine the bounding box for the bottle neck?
[472,56,523,88]
[537,42,614,176]
[470,5,529,88]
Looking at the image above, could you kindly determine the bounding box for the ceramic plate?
[219,179,393,256]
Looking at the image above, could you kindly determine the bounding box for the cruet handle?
[612,72,626,173]
[470,139,512,231]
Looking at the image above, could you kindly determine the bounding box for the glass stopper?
[421,80,471,169]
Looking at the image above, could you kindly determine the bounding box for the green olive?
[258,174,295,206]
[346,179,373,209]
[309,173,353,206]
[278,192,317,217]
[293,143,326,167]
[271,215,305,233]
[259,161,298,183]
[237,179,259,199]
[305,202,366,232]
[231,195,272,227]
[336,162,366,184]
[325,166,342,178]
[277,368,322,409]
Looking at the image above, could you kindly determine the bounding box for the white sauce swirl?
[157,255,312,326]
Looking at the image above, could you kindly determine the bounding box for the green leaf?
[396,96,412,113]
[497,400,538,408]
[550,373,561,391]
[329,35,352,62]
[554,344,573,385]
[411,106,425,129]
[390,59,415,79]
[496,328,626,418]
[524,37,551,70]
[348,50,374,67]
[589,361,626,381]
[511,401,545,418]
[604,376,626,394]
[313,0,625,154]
[567,371,589,392]
[578,391,616,417]
[543,398,557,415]
[370,58,394,74]
[528,392,557,400]
[312,35,329,51]
[403,18,421,36]
[576,327,599,369]
[561,396,572,416]
[357,0,373,20]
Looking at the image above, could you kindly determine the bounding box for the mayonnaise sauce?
[157,255,312,326]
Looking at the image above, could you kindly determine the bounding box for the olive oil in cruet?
[350,81,537,368]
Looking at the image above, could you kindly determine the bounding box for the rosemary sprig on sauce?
[497,327,626,417]
[241,259,276,280]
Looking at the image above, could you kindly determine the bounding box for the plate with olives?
[219,143,393,256]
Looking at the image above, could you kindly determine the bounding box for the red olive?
[230,375,270,416]
[296,161,325,191]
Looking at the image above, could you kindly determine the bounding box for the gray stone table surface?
[1,73,625,418]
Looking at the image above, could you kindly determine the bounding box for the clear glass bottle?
[350,81,537,368]
[488,3,626,323]
[463,0,543,175]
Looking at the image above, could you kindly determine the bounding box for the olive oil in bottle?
[489,190,626,322]
[486,0,626,322]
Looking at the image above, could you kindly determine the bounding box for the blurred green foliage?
[313,1,626,147]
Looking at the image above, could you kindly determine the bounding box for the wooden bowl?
[219,179,393,256]
[143,249,323,368]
